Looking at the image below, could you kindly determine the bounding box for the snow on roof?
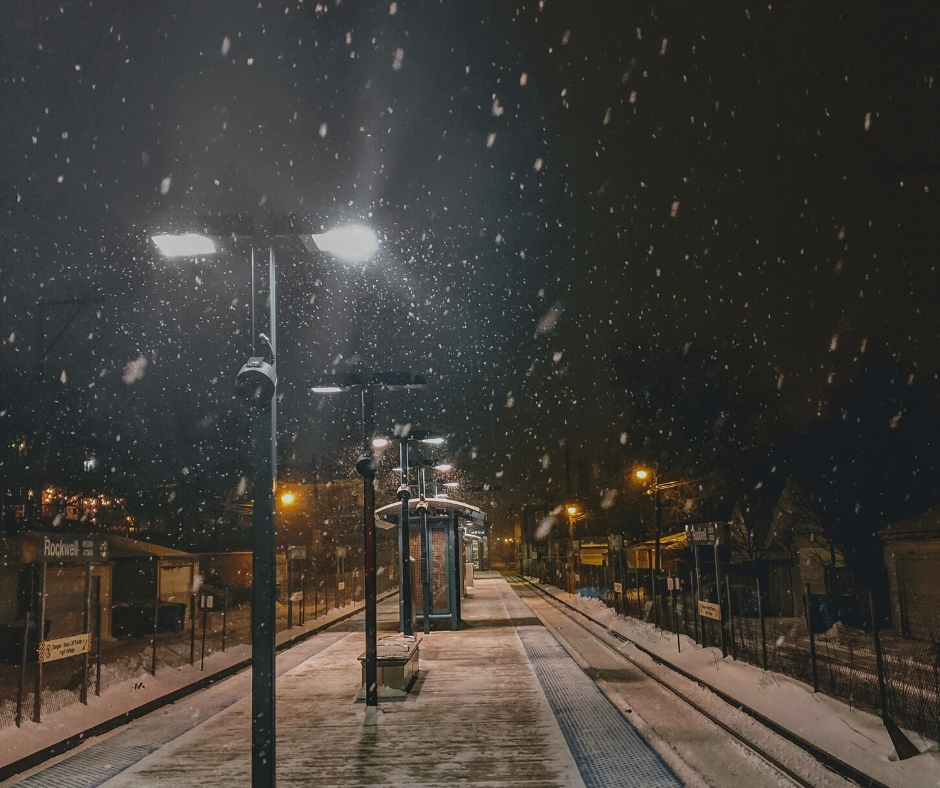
[106,534,197,560]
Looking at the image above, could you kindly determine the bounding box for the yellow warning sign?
[38,633,91,663]
[698,600,722,621]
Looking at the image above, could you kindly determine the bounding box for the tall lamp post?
[152,219,377,788]
[310,371,425,710]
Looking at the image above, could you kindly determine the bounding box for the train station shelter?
[375,497,486,632]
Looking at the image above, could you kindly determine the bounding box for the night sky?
[3,1,940,549]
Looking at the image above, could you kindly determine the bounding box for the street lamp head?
[434,463,453,472]
[310,385,345,394]
[566,505,578,516]
[151,233,217,258]
[279,491,296,506]
[635,469,650,481]
[372,437,389,448]
[306,225,378,264]
[419,435,446,445]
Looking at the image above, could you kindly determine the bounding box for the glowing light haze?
[309,225,378,264]
[151,233,217,258]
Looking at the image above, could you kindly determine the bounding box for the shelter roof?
[375,497,486,525]
[106,534,196,560]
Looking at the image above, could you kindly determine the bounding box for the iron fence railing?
[0,562,397,730]
[523,558,940,744]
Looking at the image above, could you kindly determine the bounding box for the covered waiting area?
[375,498,486,632]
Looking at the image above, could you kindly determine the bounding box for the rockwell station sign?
[19,532,109,564]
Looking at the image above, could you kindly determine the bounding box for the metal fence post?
[756,576,767,670]
[715,540,726,658]
[95,577,102,697]
[635,565,642,619]
[694,545,705,648]
[222,586,228,652]
[190,593,196,666]
[870,589,890,721]
[672,577,681,653]
[804,582,819,692]
[726,575,736,661]
[16,611,30,727]
[81,562,91,705]
[287,559,293,630]
[150,572,159,678]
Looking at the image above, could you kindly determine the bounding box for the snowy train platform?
[0,575,681,788]
[4,573,935,787]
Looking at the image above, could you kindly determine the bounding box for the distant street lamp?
[634,466,695,571]
[152,216,378,788]
[375,428,446,637]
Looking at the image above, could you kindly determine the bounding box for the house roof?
[878,506,940,541]
[762,474,828,558]
[627,529,689,553]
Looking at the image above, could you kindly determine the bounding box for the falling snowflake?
[123,355,148,384]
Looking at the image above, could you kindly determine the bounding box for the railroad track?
[513,576,889,788]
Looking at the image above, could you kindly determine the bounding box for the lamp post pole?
[654,482,662,572]
[398,439,415,636]
[356,386,378,709]
[154,221,379,788]
[417,464,431,634]
[238,357,278,788]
